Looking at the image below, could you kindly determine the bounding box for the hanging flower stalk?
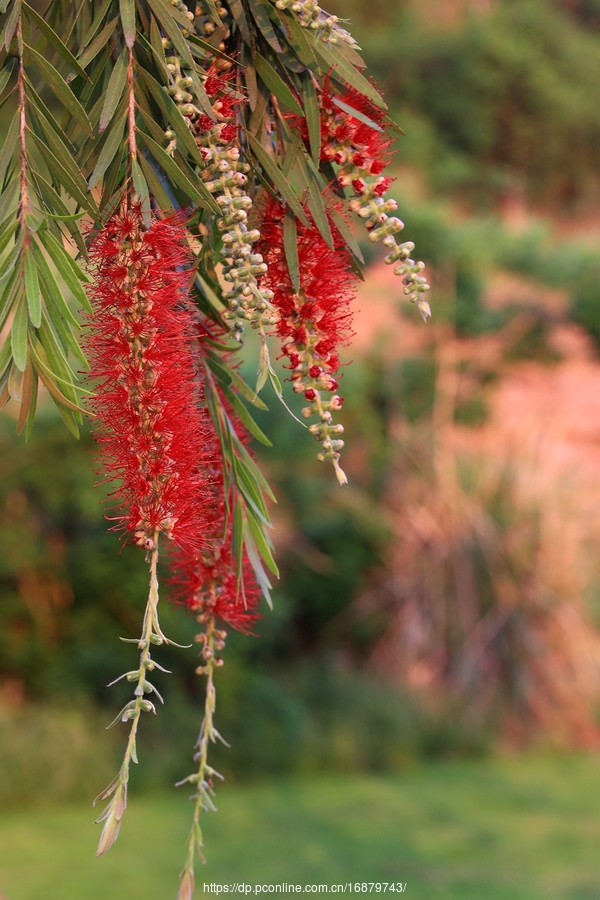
[169,398,261,900]
[85,203,210,855]
[259,199,358,484]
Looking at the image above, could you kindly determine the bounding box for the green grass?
[2,756,600,899]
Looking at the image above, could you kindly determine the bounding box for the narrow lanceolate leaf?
[11,295,28,372]
[283,210,300,292]
[76,15,118,71]
[88,113,126,189]
[37,231,92,313]
[253,53,303,116]
[138,130,221,213]
[332,96,384,132]
[294,150,334,249]
[3,0,21,52]
[119,0,136,48]
[246,0,282,53]
[24,246,41,327]
[25,45,93,135]
[23,3,88,81]
[131,157,151,226]
[16,357,33,434]
[303,73,321,166]
[29,134,97,219]
[0,58,15,98]
[0,109,18,183]
[99,49,127,133]
[30,239,79,328]
[79,0,113,50]
[246,132,309,226]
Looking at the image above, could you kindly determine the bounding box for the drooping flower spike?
[85,201,211,857]
[86,203,209,553]
[259,197,359,485]
[294,79,432,321]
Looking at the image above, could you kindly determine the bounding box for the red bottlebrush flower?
[169,404,261,635]
[257,198,358,482]
[85,203,209,552]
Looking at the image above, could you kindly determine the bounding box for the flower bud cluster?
[163,48,275,340]
[274,0,358,46]
[309,85,431,320]
[291,349,348,485]
[195,0,230,48]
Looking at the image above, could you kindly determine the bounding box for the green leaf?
[246,509,279,576]
[253,52,303,116]
[312,41,387,111]
[332,96,384,132]
[205,352,268,410]
[295,151,334,248]
[79,0,113,49]
[0,109,18,184]
[23,3,88,80]
[36,317,81,409]
[41,209,87,223]
[99,48,127,133]
[77,15,118,71]
[88,112,126,188]
[24,245,41,328]
[0,58,15,98]
[246,0,282,53]
[24,363,38,439]
[0,219,18,257]
[29,104,88,197]
[242,519,272,608]
[16,357,33,434]
[30,239,79,328]
[37,231,92,312]
[330,208,364,264]
[119,0,136,48]
[3,0,21,52]
[302,72,321,166]
[11,295,28,372]
[138,130,221,212]
[30,344,81,435]
[29,133,97,219]
[0,181,19,228]
[283,209,300,292]
[246,132,309,226]
[28,169,88,259]
[220,382,272,447]
[228,0,250,43]
[25,74,77,149]
[131,157,151,226]
[137,153,175,213]
[25,44,94,135]
[276,7,316,69]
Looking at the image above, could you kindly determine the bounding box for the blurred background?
[4,0,600,897]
